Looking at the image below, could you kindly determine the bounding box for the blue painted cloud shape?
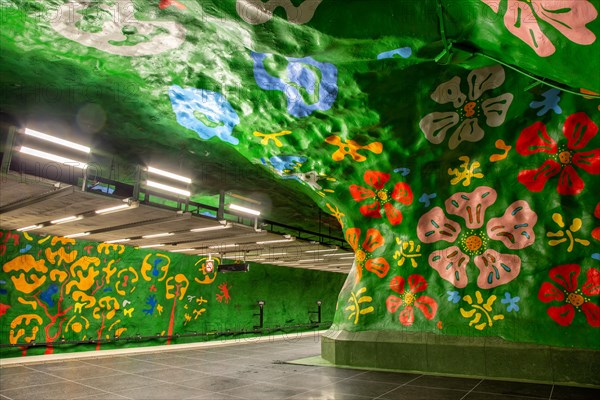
[251,52,338,118]
[168,85,240,145]
[377,47,412,60]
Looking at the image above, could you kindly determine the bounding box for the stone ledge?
[321,330,600,387]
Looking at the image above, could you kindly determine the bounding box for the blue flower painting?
[169,85,240,145]
[251,52,338,118]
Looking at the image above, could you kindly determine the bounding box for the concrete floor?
[0,336,598,400]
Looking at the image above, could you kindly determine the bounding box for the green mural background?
[0,230,345,358]
[0,0,600,357]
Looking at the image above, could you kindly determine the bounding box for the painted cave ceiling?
[1,0,599,237]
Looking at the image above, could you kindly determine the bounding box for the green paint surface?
[1,0,600,359]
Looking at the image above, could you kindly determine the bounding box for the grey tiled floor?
[1,336,599,399]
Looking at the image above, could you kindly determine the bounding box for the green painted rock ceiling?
[1,0,600,349]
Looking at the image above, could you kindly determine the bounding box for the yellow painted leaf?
[475,322,486,330]
[347,312,356,320]
[493,314,505,321]
[463,295,472,304]
[357,287,367,295]
[460,308,476,318]
[484,295,496,311]
[345,305,356,311]
[475,291,483,304]
[359,306,374,315]
[469,313,482,326]
[358,296,372,303]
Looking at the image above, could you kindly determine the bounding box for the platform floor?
[1,336,598,400]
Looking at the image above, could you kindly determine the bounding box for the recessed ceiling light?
[190,224,231,233]
[256,237,295,245]
[64,232,90,238]
[95,203,137,214]
[16,224,43,232]
[170,248,195,253]
[139,244,165,249]
[104,238,130,244]
[50,215,82,224]
[142,232,173,239]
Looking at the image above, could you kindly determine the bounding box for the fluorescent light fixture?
[20,146,88,169]
[50,215,82,224]
[190,224,231,233]
[225,255,246,259]
[24,128,91,153]
[104,238,130,244]
[64,232,90,238]
[95,204,131,214]
[147,166,192,184]
[170,248,195,253]
[146,180,190,197]
[298,259,325,263]
[139,244,165,249]
[17,224,43,232]
[256,238,294,245]
[260,252,288,256]
[305,248,339,253]
[142,232,173,239]
[228,204,261,216]
[208,243,238,249]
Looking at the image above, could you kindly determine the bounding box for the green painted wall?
[0,229,345,358]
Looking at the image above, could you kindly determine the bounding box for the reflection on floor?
[1,336,598,400]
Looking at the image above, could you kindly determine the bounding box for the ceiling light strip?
[24,128,91,153]
[190,224,231,233]
[64,232,90,238]
[17,224,43,232]
[170,248,195,253]
[95,204,131,214]
[142,232,173,239]
[20,146,88,169]
[104,238,130,244]
[139,244,165,249]
[146,180,190,197]
[228,204,261,216]
[147,166,192,184]
[50,215,82,224]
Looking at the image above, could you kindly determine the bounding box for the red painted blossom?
[159,0,186,10]
[538,264,600,327]
[516,112,600,195]
[349,170,413,225]
[345,227,389,282]
[386,274,438,326]
[593,202,600,241]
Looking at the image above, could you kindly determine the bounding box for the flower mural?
[419,65,513,150]
[386,274,438,326]
[349,170,413,225]
[345,227,389,281]
[516,112,600,195]
[480,0,598,57]
[417,186,538,289]
[538,264,600,327]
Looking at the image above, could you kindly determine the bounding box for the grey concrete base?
[321,330,600,387]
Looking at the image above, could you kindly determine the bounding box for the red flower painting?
[538,264,600,327]
[350,170,413,225]
[516,112,600,195]
[386,274,438,326]
[346,227,389,282]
